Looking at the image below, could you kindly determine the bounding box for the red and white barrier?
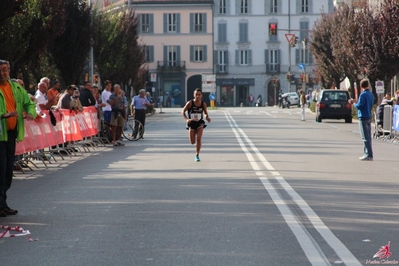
[15,107,99,155]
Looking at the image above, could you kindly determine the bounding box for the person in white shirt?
[35,81,56,115]
[101,80,113,137]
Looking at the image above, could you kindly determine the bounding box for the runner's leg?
[196,127,204,155]
[189,129,196,145]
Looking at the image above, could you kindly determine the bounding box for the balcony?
[157,61,186,73]
[266,63,280,75]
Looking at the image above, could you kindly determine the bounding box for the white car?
[282,92,299,106]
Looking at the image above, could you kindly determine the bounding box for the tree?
[48,0,91,85]
[309,12,345,89]
[92,9,145,94]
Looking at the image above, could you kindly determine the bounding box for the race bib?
[191,113,200,121]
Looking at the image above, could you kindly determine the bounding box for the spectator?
[131,89,151,139]
[107,84,126,146]
[47,80,61,105]
[57,85,77,109]
[70,90,83,112]
[101,80,113,136]
[349,79,374,161]
[0,59,37,217]
[79,81,96,107]
[248,94,254,106]
[35,81,57,115]
[300,90,306,121]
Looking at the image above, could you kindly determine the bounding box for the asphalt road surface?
[1,106,399,266]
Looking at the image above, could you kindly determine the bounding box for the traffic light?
[303,38,308,46]
[269,23,277,36]
[300,74,305,83]
[291,36,299,47]
[305,74,309,83]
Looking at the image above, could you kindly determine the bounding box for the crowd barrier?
[15,107,98,155]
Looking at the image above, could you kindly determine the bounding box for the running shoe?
[195,155,200,162]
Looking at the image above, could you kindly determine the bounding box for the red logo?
[373,241,392,259]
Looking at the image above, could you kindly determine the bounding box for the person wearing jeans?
[350,78,374,161]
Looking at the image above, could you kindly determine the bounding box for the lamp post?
[302,38,307,92]
[88,0,93,83]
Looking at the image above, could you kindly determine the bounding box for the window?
[239,50,250,65]
[139,14,153,33]
[239,22,248,43]
[141,14,150,33]
[300,21,309,42]
[270,0,277,13]
[194,14,203,32]
[218,23,227,43]
[218,51,228,73]
[194,46,203,62]
[301,0,309,13]
[167,46,177,66]
[190,45,207,62]
[190,13,206,33]
[144,46,154,62]
[219,0,226,14]
[167,14,177,33]
[269,49,278,72]
[240,0,248,14]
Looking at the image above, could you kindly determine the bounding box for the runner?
[182,88,211,162]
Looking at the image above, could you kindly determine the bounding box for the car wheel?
[345,117,352,123]
[316,115,322,123]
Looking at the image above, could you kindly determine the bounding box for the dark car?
[315,89,352,123]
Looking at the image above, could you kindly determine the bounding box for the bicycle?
[122,117,144,141]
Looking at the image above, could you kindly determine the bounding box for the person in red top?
[0,60,36,218]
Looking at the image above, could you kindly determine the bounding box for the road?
[1,106,399,266]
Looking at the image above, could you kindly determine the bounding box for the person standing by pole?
[300,90,306,121]
[349,79,374,161]
[182,88,211,162]
[0,60,37,217]
[131,89,151,139]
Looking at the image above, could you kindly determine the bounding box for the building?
[98,0,214,107]
[214,0,334,107]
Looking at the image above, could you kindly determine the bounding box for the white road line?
[225,112,362,266]
[260,111,276,118]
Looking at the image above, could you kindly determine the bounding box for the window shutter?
[248,0,252,14]
[203,13,207,33]
[149,14,154,33]
[164,46,168,63]
[177,46,181,64]
[235,50,239,65]
[278,0,282,14]
[277,49,281,72]
[265,49,269,73]
[203,46,207,62]
[214,51,218,65]
[163,14,167,33]
[295,49,300,64]
[265,0,270,14]
[190,45,194,62]
[177,14,180,33]
[150,46,154,62]
[235,0,240,15]
[308,0,313,13]
[226,0,230,15]
[244,23,248,42]
[190,13,194,33]
[225,51,229,64]
[296,0,301,14]
[309,51,313,65]
[138,14,142,33]
[218,24,223,42]
[248,50,252,65]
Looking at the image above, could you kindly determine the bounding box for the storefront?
[216,78,255,107]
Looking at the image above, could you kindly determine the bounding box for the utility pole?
[302,38,307,93]
[89,0,94,83]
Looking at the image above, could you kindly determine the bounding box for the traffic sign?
[202,74,216,93]
[298,63,305,71]
[209,93,216,101]
[375,81,384,94]
[150,73,157,82]
[285,34,295,44]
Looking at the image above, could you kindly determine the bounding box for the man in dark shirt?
[79,81,96,107]
[57,85,76,109]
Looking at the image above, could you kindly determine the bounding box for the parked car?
[282,92,299,106]
[315,89,352,123]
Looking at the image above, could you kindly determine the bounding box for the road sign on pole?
[285,34,295,44]
[202,74,216,93]
[376,81,384,94]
